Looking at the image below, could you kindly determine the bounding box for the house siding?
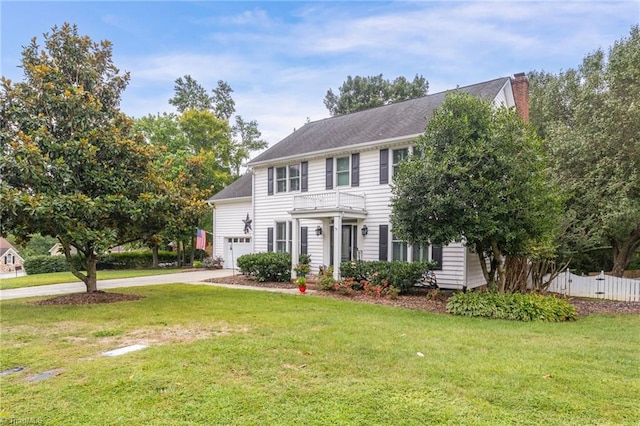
[213,199,252,260]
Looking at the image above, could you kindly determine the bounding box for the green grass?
[1,284,639,425]
[0,269,191,290]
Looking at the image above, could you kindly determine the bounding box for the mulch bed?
[208,275,640,317]
[34,291,144,306]
[30,276,640,317]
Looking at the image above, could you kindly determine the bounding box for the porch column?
[333,214,342,280]
[291,217,300,281]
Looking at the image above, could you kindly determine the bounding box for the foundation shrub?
[340,260,434,293]
[236,252,291,282]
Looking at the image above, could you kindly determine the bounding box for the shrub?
[236,252,291,282]
[193,260,203,268]
[446,291,577,322]
[23,251,179,274]
[95,251,177,270]
[340,260,435,293]
[317,266,336,291]
[23,255,70,274]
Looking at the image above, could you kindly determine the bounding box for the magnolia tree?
[0,24,170,292]
[391,93,560,292]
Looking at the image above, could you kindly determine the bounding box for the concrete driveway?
[0,269,308,300]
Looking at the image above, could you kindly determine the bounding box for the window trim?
[288,164,300,192]
[392,147,409,178]
[391,233,408,261]
[336,156,350,187]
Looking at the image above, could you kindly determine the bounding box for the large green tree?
[324,74,428,116]
[0,24,170,292]
[168,75,267,175]
[391,93,560,292]
[529,26,640,276]
[134,111,232,264]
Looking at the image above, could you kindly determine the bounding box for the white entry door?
[224,237,252,269]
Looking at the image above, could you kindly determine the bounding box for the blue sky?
[1,1,638,146]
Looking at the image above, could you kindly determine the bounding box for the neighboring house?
[49,242,78,256]
[0,237,25,273]
[209,74,529,288]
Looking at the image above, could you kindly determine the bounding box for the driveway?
[0,269,306,300]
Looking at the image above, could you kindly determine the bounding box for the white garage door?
[224,237,253,269]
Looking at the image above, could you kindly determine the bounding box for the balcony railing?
[293,191,366,211]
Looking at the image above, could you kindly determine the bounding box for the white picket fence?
[546,270,640,302]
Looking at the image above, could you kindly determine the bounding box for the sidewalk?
[0,269,311,301]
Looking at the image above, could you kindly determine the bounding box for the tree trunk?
[84,252,98,293]
[611,229,640,277]
[60,239,98,293]
[491,240,506,293]
[504,256,529,293]
[190,234,195,265]
[152,244,159,268]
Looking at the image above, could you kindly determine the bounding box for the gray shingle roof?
[209,173,252,202]
[249,77,510,165]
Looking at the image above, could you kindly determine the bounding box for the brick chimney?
[511,72,529,123]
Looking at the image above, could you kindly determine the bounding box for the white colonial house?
[209,74,529,289]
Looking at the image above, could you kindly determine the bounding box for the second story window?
[392,148,408,177]
[336,157,350,186]
[289,165,300,191]
[276,167,287,193]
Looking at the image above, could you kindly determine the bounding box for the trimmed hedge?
[340,260,435,294]
[23,255,71,274]
[23,251,178,274]
[237,252,291,282]
[446,291,577,322]
[95,251,177,270]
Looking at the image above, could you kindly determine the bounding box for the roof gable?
[249,77,511,165]
[208,173,253,202]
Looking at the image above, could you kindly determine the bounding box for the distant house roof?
[248,77,511,166]
[208,173,253,202]
[0,237,23,260]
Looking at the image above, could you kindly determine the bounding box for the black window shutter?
[379,225,388,261]
[351,153,360,187]
[267,167,274,195]
[431,244,443,270]
[267,227,274,252]
[301,161,308,192]
[379,149,389,184]
[300,227,308,255]
[325,157,333,189]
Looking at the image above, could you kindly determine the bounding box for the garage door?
[224,237,253,269]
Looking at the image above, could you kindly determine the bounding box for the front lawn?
[1,284,638,425]
[0,268,191,290]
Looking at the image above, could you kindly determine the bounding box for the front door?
[330,224,358,266]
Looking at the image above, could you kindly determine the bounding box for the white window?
[411,243,429,262]
[5,253,14,264]
[289,164,300,191]
[392,148,409,177]
[275,221,292,253]
[276,167,287,193]
[336,157,350,186]
[392,234,407,261]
